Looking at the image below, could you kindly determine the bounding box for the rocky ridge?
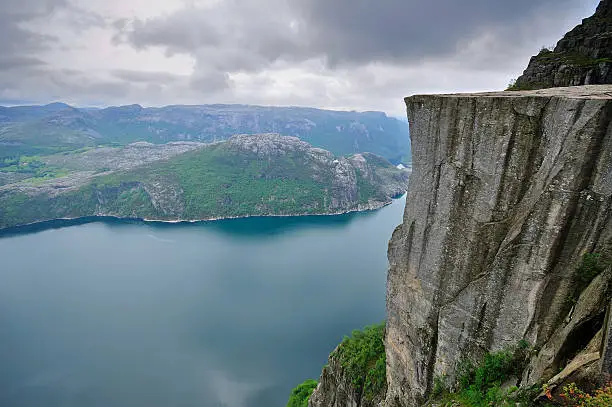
[0,103,411,164]
[513,0,612,89]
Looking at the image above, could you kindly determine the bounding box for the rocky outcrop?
[385,85,612,406]
[309,323,387,407]
[309,347,381,407]
[513,0,612,89]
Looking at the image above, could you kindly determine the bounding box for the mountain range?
[0,103,411,164]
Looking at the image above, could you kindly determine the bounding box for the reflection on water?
[0,196,405,407]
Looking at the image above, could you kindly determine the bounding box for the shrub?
[506,80,546,91]
[575,253,607,287]
[331,322,386,401]
[560,382,612,407]
[430,341,532,407]
[567,252,610,306]
[287,379,318,407]
[431,375,448,399]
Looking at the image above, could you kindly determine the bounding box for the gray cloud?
[115,0,587,69]
[291,0,577,65]
[0,0,600,114]
[0,0,66,88]
[0,0,64,57]
[114,1,301,61]
[0,56,47,70]
[111,69,183,84]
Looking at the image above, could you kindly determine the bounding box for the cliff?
[305,86,612,407]
[384,85,612,406]
[513,0,612,89]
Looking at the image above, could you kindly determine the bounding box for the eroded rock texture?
[385,85,612,406]
[513,0,612,89]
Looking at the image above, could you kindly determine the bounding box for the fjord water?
[0,196,405,407]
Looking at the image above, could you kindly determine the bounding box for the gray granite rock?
[385,85,612,406]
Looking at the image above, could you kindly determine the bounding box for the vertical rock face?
[385,86,612,406]
[513,0,612,89]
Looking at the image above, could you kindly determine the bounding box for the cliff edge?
[385,85,612,406]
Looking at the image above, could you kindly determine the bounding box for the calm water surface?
[0,196,405,407]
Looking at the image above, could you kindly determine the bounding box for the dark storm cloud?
[291,0,578,65]
[115,0,583,70]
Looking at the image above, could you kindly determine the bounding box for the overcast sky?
[0,0,600,115]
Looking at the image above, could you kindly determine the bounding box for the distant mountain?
[0,134,409,229]
[0,103,411,163]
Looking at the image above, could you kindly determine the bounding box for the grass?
[0,155,72,182]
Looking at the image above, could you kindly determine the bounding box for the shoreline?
[0,194,406,236]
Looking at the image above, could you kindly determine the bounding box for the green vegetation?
[356,169,380,204]
[287,379,318,407]
[153,145,329,219]
[527,47,612,69]
[0,139,407,229]
[558,382,612,407]
[566,252,610,306]
[331,322,386,402]
[429,341,535,407]
[0,156,68,181]
[506,80,546,91]
[506,49,612,91]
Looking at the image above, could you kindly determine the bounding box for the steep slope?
[384,86,612,406]
[513,0,612,89]
[0,103,411,163]
[0,134,409,230]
